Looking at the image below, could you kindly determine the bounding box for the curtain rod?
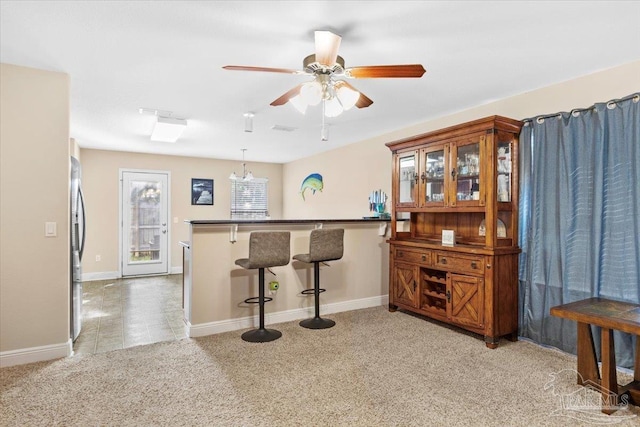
[522,92,640,125]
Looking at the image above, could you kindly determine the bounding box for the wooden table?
[550,297,640,414]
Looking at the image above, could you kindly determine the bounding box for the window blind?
[230,178,269,219]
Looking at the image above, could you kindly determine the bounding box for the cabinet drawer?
[394,247,431,265]
[434,252,484,275]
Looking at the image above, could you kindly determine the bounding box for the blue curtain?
[518,93,640,368]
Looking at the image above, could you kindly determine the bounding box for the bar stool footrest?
[244,296,273,304]
[301,288,326,295]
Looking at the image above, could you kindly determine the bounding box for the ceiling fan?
[223,30,426,128]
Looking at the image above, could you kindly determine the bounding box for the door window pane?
[128,180,161,262]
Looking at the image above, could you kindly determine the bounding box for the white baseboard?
[82,271,120,281]
[188,294,389,338]
[0,339,72,368]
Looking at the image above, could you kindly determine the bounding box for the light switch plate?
[45,222,57,237]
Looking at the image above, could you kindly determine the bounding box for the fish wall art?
[300,173,323,201]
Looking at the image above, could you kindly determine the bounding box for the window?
[230,178,269,219]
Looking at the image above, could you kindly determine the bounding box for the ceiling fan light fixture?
[336,85,360,111]
[300,81,322,106]
[289,95,308,114]
[151,116,187,143]
[324,97,343,118]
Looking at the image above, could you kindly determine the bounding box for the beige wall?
[283,60,640,219]
[79,149,283,274]
[283,141,390,219]
[0,64,70,354]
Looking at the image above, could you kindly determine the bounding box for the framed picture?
[191,178,214,205]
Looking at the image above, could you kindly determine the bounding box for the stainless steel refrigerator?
[70,156,86,341]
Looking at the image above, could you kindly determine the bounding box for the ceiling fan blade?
[315,31,342,66]
[335,80,373,108]
[355,91,374,109]
[270,84,304,106]
[345,64,426,78]
[223,65,301,74]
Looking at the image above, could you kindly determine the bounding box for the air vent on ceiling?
[271,125,297,132]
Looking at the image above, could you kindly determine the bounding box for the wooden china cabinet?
[386,116,523,348]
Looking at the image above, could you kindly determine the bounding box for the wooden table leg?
[635,337,640,383]
[601,328,618,415]
[627,337,640,406]
[577,322,600,385]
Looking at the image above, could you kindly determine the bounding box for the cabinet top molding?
[386,115,523,153]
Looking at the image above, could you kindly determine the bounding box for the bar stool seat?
[235,231,290,342]
[293,228,344,329]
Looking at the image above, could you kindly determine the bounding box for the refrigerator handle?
[78,187,86,261]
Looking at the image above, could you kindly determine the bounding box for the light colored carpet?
[1,307,638,426]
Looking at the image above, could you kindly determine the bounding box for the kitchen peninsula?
[181,219,390,338]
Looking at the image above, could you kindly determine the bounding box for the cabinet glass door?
[496,141,513,203]
[422,147,446,205]
[454,142,481,204]
[398,152,417,205]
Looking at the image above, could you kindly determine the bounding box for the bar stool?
[235,231,290,342]
[293,228,344,329]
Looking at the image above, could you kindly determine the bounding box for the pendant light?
[229,149,254,181]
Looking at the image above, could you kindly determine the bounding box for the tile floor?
[72,274,187,356]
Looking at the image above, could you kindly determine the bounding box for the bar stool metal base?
[300,317,335,329]
[241,328,282,343]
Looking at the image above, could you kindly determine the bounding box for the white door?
[121,171,169,276]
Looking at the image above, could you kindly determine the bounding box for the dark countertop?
[185,218,391,225]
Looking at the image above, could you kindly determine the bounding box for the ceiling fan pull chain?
[321,101,329,141]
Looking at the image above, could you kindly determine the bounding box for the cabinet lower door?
[393,263,419,308]
[448,274,484,329]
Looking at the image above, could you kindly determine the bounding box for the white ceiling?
[1,1,639,164]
